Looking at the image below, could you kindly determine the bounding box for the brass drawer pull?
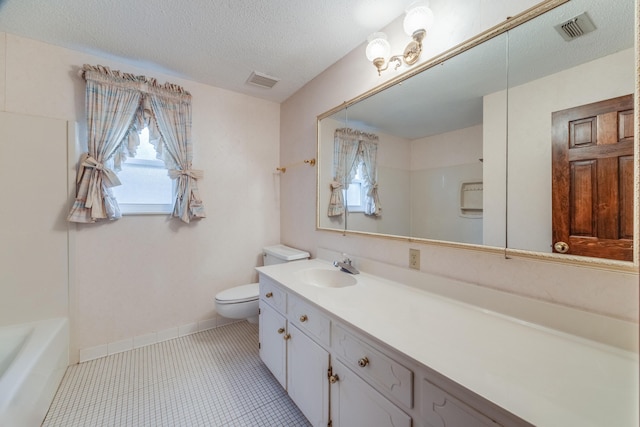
[283,333,291,340]
[358,357,369,367]
[299,314,308,322]
[265,292,273,298]
[277,327,285,334]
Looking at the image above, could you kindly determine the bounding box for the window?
[344,162,366,212]
[111,127,174,214]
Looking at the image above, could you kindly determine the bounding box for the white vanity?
[257,257,638,427]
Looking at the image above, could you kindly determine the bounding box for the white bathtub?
[0,318,69,427]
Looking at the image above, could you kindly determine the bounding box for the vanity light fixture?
[365,0,434,75]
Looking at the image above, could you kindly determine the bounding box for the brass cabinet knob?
[277,327,285,334]
[265,292,273,298]
[358,357,369,367]
[283,333,291,340]
[554,241,569,253]
[299,314,308,323]
[329,374,340,384]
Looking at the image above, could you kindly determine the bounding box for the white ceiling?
[0,0,410,103]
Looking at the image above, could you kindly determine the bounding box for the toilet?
[214,245,310,323]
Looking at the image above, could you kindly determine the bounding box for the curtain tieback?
[78,152,121,188]
[168,168,204,180]
[330,181,342,190]
[367,183,378,196]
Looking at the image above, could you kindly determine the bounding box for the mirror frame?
[316,0,639,272]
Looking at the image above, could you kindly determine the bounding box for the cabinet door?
[287,324,329,427]
[259,300,287,388]
[330,360,411,427]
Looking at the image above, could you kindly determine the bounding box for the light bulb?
[403,1,434,36]
[365,32,391,62]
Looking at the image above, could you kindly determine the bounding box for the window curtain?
[359,138,381,216]
[328,128,381,217]
[67,66,142,222]
[67,64,206,224]
[148,90,205,222]
[327,128,360,217]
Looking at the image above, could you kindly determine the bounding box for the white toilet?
[214,245,310,323]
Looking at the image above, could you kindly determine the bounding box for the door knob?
[554,241,569,253]
[358,357,369,367]
[265,292,273,298]
[283,333,291,340]
[299,314,308,323]
[277,327,285,334]
[329,374,340,384]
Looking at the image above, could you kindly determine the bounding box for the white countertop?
[257,259,639,427]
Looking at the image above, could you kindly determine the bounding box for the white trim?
[119,203,173,215]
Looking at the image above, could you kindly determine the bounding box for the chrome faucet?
[333,255,359,275]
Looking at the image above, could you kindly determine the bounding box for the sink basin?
[296,268,357,288]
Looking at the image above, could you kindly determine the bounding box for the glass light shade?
[365,32,391,61]
[403,1,434,36]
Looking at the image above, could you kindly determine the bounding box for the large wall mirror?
[317,0,637,269]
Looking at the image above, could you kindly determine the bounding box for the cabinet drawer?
[287,295,331,347]
[421,378,502,427]
[332,324,413,409]
[259,275,286,313]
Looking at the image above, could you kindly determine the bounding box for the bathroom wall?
[410,125,484,243]
[0,32,282,361]
[0,111,70,327]
[280,0,639,321]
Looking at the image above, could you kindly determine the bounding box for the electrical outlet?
[409,248,420,270]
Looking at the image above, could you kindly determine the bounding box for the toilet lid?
[215,283,259,304]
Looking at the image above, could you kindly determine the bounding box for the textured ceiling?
[0,0,409,103]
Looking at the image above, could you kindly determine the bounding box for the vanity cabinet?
[421,378,502,427]
[419,373,533,427]
[258,300,287,388]
[259,271,533,427]
[259,277,329,427]
[259,274,413,427]
[329,359,412,427]
[287,323,329,426]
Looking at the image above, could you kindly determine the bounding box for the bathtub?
[0,318,69,427]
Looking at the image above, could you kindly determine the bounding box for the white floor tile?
[43,322,310,427]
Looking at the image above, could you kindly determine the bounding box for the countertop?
[256,258,639,427]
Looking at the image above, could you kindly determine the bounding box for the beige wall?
[0,112,70,326]
[0,32,282,361]
[280,1,639,322]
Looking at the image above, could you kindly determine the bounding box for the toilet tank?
[263,245,310,266]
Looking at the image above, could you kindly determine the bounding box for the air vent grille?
[555,12,596,41]
[246,71,280,89]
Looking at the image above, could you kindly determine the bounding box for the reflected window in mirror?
[344,162,366,212]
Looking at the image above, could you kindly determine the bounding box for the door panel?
[552,94,634,261]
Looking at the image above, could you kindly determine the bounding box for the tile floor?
[43,322,311,426]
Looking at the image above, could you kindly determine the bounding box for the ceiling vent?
[555,12,596,41]
[246,71,280,89]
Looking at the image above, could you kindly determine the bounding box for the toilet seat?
[215,283,259,304]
